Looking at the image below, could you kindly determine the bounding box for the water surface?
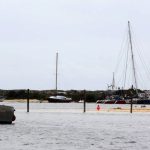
[0,102,150,150]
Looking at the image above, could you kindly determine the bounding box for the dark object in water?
[115,100,126,104]
[0,96,5,102]
[137,100,150,104]
[0,105,16,124]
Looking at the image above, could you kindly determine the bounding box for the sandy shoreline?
[3,99,48,103]
[107,108,150,112]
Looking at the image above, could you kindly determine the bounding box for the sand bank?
[96,107,150,112]
[3,99,48,103]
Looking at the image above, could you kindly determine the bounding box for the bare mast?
[112,72,115,90]
[128,21,138,95]
[56,52,58,95]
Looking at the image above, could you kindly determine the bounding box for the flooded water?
[0,102,150,150]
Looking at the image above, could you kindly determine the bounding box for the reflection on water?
[0,102,150,150]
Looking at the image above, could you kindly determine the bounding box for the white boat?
[48,95,72,103]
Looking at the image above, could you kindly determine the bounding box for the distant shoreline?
[3,99,48,103]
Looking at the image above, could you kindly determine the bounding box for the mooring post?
[130,86,134,114]
[83,90,86,113]
[27,89,30,112]
[130,97,133,113]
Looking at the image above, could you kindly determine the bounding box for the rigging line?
[114,26,129,75]
[130,25,150,80]
[115,36,129,87]
[135,60,147,90]
[132,37,150,81]
[124,52,132,89]
[130,33,150,90]
[127,58,132,87]
[135,50,150,84]
[137,50,150,80]
[123,41,130,88]
[136,68,147,90]
[116,37,131,88]
[116,61,128,88]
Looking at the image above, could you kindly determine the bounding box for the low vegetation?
[0,88,144,102]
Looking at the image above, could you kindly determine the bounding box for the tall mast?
[56,52,58,95]
[112,72,115,90]
[128,21,138,95]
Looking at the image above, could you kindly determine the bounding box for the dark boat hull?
[137,100,150,104]
[0,105,16,124]
[47,98,72,103]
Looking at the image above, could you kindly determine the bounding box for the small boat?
[47,95,72,103]
[0,105,16,124]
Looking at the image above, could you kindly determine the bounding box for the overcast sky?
[0,0,150,90]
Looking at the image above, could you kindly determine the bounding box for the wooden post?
[130,97,133,113]
[27,89,30,112]
[130,87,133,114]
[83,90,86,113]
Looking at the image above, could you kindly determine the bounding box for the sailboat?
[47,52,72,103]
[97,21,150,104]
[124,21,150,104]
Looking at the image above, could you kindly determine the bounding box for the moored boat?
[48,52,72,103]
[47,95,72,103]
[0,105,16,124]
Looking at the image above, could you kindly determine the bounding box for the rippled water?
[0,102,150,150]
